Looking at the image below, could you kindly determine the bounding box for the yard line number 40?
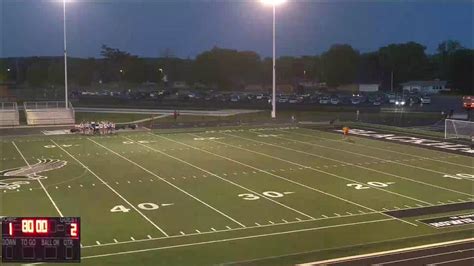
[110,203,159,213]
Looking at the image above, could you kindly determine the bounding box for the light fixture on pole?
[261,0,286,119]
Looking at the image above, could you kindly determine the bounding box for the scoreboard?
[1,217,80,263]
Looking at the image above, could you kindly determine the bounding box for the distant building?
[358,84,380,92]
[401,80,448,94]
[171,81,188,90]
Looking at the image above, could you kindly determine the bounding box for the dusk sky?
[1,0,472,58]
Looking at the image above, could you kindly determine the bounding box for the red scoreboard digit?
[1,217,81,263]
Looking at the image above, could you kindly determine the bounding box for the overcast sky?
[1,0,472,58]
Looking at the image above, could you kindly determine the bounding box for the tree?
[378,42,430,85]
[47,61,64,85]
[26,60,48,86]
[193,47,261,89]
[71,58,96,86]
[445,49,473,94]
[321,44,360,86]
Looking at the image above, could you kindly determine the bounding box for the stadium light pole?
[62,0,69,109]
[262,0,286,119]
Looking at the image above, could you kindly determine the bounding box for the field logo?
[0,159,67,190]
[335,128,474,154]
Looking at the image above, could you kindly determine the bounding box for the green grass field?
[0,126,472,265]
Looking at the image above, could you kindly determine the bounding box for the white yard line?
[87,138,246,228]
[82,218,393,260]
[134,135,315,220]
[216,133,431,207]
[230,132,471,198]
[169,133,424,224]
[12,141,64,217]
[208,134,424,226]
[375,248,474,265]
[428,256,474,265]
[287,135,473,182]
[81,211,378,249]
[165,133,391,215]
[292,128,474,169]
[298,237,474,265]
[277,133,474,188]
[50,139,169,237]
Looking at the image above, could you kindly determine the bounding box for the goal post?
[445,119,474,141]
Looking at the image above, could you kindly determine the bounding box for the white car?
[330,97,340,105]
[420,96,431,104]
[319,97,330,104]
[395,98,406,106]
[351,97,361,105]
[288,98,298,104]
[278,97,289,103]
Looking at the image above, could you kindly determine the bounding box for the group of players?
[76,121,116,135]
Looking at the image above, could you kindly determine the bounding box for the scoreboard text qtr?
[2,217,81,263]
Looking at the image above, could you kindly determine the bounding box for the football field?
[1,126,473,265]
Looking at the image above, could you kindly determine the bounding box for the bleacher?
[24,101,75,125]
[0,102,20,126]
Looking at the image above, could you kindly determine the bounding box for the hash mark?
[226,226,232,230]
[282,219,288,223]
[130,237,135,241]
[322,215,328,218]
[268,221,274,224]
[195,229,201,233]
[295,218,302,221]
[147,235,152,239]
[255,222,261,226]
[113,239,118,243]
[96,241,101,245]
[211,228,216,231]
[180,231,185,235]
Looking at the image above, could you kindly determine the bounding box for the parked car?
[319,96,330,104]
[351,97,361,105]
[230,95,240,102]
[288,97,299,104]
[420,95,431,104]
[256,94,265,100]
[387,93,397,104]
[394,97,407,106]
[278,96,289,103]
[372,100,382,106]
[330,97,340,105]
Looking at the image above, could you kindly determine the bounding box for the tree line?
[0,40,472,93]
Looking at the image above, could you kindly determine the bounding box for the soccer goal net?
[445,119,474,141]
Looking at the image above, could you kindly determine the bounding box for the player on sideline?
[342,126,350,140]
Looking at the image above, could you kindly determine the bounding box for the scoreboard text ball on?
[1,217,80,263]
